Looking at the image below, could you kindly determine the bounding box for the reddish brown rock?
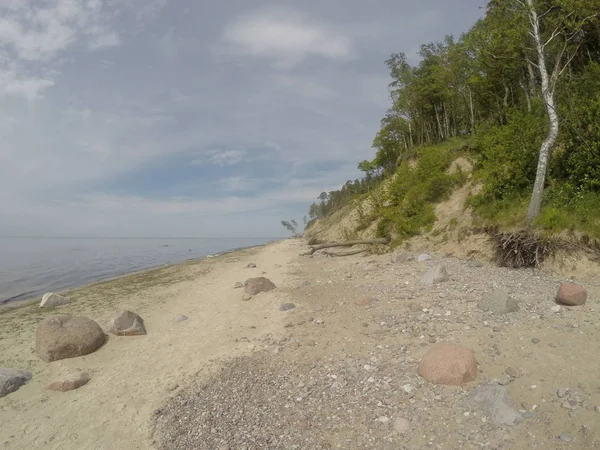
[35,315,106,362]
[47,373,90,392]
[417,343,478,386]
[108,310,146,336]
[244,277,276,295]
[556,283,587,306]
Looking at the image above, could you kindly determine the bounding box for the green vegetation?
[307,0,600,243]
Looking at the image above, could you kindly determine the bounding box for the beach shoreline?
[0,240,281,311]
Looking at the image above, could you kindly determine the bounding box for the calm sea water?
[0,237,277,305]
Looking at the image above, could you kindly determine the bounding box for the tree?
[518,0,598,221]
[281,220,298,236]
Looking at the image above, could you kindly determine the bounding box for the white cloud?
[0,68,54,100]
[190,149,248,166]
[88,30,121,50]
[222,8,353,68]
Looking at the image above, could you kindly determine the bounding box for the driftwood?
[302,237,390,256]
[322,249,367,257]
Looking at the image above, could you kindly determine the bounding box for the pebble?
[559,433,573,442]
[595,406,600,413]
[175,315,188,322]
[279,303,296,311]
[531,338,540,344]
[402,384,413,394]
[551,305,561,313]
[557,387,568,398]
[375,416,390,424]
[242,295,252,301]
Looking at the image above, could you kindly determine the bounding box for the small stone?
[39,293,70,308]
[467,260,483,268]
[315,319,324,325]
[595,406,600,413]
[242,295,252,301]
[559,434,572,442]
[279,303,296,311]
[244,277,276,295]
[505,367,519,378]
[557,387,568,398]
[521,401,533,411]
[531,338,540,344]
[234,282,244,289]
[478,290,519,314]
[108,310,146,336]
[47,373,90,392]
[421,266,449,286]
[417,254,432,262]
[417,343,477,385]
[175,315,188,322]
[375,416,390,424]
[556,283,587,306]
[551,305,561,313]
[393,417,410,434]
[246,263,257,268]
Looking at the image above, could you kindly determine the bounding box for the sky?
[0,0,485,238]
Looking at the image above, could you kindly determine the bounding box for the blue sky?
[0,0,484,237]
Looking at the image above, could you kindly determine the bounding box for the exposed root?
[487,227,557,268]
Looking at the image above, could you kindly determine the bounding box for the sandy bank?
[0,239,299,450]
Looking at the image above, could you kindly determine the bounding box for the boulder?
[246,263,257,268]
[35,315,106,362]
[417,254,432,262]
[478,290,519,314]
[421,266,449,286]
[469,384,522,426]
[244,277,276,295]
[556,283,587,306]
[0,368,32,398]
[233,282,244,289]
[47,373,90,392]
[39,293,69,308]
[417,343,477,385]
[391,251,414,263]
[108,310,146,336]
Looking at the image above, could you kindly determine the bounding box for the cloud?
[0,68,54,100]
[222,8,353,68]
[190,149,248,166]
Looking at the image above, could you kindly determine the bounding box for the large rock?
[421,266,449,286]
[108,310,146,336]
[417,343,477,385]
[47,373,90,392]
[35,315,106,362]
[478,290,519,314]
[556,283,587,306]
[469,384,522,426]
[244,277,276,295]
[0,368,32,398]
[39,293,69,308]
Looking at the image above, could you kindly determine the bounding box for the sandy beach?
[2,238,600,449]
[0,240,298,450]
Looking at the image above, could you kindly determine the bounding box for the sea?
[0,236,278,306]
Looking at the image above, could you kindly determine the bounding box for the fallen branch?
[322,249,367,257]
[302,237,390,256]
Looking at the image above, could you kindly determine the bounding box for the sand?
[2,238,600,450]
[0,240,298,450]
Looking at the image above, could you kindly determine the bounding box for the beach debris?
[468,384,522,426]
[421,265,449,286]
[244,277,276,295]
[478,290,519,314]
[417,343,477,385]
[39,293,70,308]
[556,283,587,306]
[279,303,296,311]
[247,262,257,268]
[233,282,244,289]
[0,368,32,398]
[175,315,188,322]
[108,310,146,336]
[301,237,390,256]
[47,372,90,392]
[35,315,106,362]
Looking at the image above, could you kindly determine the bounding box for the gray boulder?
[478,290,519,314]
[35,315,106,362]
[422,266,449,286]
[108,310,146,336]
[0,368,32,398]
[469,384,522,426]
[244,277,276,295]
[39,293,69,308]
